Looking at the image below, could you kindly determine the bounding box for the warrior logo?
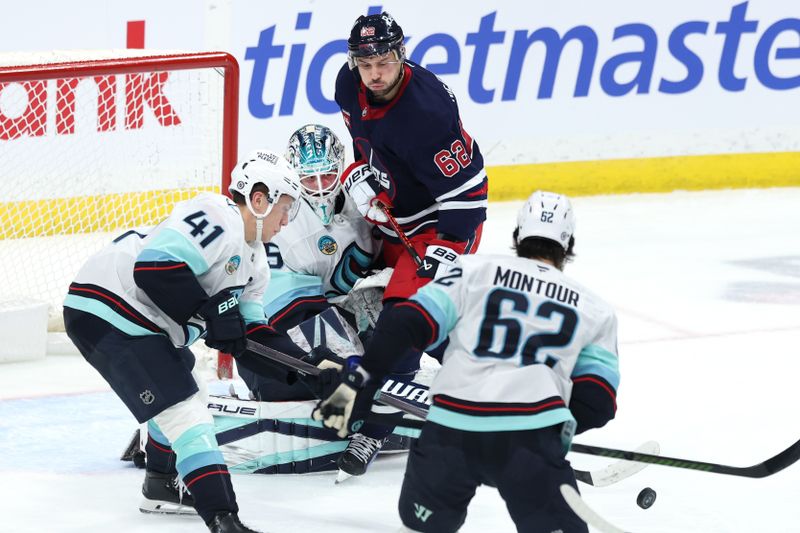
[413,503,433,522]
[140,390,155,405]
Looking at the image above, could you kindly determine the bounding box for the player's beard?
[370,67,404,102]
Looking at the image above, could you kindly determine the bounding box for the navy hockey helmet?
[347,12,405,69]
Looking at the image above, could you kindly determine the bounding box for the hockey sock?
[173,424,238,523]
[183,463,238,524]
[145,422,177,474]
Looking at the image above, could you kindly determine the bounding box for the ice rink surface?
[2,188,800,532]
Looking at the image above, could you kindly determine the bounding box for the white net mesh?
[0,51,235,331]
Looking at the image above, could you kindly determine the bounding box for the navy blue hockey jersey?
[335,61,488,243]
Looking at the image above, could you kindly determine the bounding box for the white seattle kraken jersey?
[64,193,269,346]
[411,254,619,432]
[266,196,380,308]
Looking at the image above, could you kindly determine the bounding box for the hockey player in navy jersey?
[63,150,304,533]
[334,10,489,476]
[315,191,620,533]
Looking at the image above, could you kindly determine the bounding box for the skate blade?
[139,498,197,516]
[335,469,353,484]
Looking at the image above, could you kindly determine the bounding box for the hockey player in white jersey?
[315,191,620,532]
[63,149,303,533]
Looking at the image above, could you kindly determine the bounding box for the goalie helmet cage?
[0,50,238,378]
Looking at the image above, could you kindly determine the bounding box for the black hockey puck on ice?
[637,487,657,509]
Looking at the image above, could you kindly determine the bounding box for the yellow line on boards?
[0,186,217,239]
[486,151,800,201]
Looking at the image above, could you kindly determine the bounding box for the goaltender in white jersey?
[262,124,382,323]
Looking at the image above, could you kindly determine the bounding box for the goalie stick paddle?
[244,339,656,487]
[570,438,800,478]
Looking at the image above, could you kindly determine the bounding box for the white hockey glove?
[417,240,462,279]
[341,161,390,224]
[312,357,376,438]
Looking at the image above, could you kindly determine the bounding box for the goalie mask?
[230,149,302,237]
[516,191,576,251]
[347,12,405,70]
[285,124,345,226]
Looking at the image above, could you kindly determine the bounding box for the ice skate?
[335,433,387,482]
[207,512,262,532]
[139,470,196,515]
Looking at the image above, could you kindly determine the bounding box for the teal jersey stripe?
[263,271,324,317]
[573,344,620,388]
[411,285,459,348]
[63,294,158,337]
[240,300,267,324]
[140,228,209,276]
[427,405,574,432]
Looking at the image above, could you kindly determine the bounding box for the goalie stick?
[570,438,800,479]
[244,339,656,487]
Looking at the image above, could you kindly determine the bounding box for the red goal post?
[0,50,238,377]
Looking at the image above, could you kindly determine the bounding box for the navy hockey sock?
[145,432,177,474]
[184,464,238,524]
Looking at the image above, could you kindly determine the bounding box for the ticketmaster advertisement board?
[2,0,799,196]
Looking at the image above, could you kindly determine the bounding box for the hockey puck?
[637,487,657,509]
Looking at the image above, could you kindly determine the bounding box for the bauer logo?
[360,26,375,37]
[225,255,241,274]
[318,235,338,255]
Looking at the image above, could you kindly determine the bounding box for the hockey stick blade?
[560,484,630,533]
[571,437,800,478]
[245,339,428,419]
[573,441,660,487]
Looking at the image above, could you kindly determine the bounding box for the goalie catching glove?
[312,356,380,438]
[341,162,390,224]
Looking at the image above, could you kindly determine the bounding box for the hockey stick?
[378,204,423,267]
[560,484,629,533]
[573,441,660,487]
[244,339,655,487]
[245,339,428,418]
[571,438,800,478]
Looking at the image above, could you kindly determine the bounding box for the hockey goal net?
[0,51,238,371]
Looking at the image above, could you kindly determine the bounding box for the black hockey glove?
[197,290,247,356]
[416,239,462,279]
[312,356,379,438]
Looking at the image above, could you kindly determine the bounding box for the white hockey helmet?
[285,124,345,225]
[516,190,575,250]
[229,149,302,223]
